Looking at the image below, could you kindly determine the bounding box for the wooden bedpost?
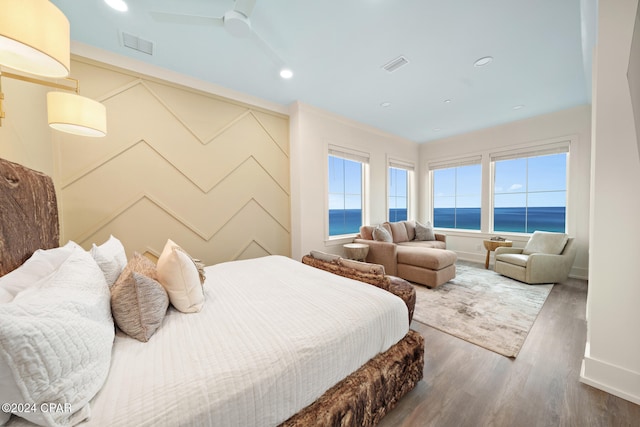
[0,158,59,277]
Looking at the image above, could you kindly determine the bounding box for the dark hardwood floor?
[379,271,640,427]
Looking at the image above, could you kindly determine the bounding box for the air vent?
[122,32,154,55]
[382,56,409,73]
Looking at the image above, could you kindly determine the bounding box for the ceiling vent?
[122,32,154,55]
[382,56,409,73]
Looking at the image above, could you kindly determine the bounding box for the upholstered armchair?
[494,231,577,284]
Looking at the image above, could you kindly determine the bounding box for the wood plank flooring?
[378,271,640,427]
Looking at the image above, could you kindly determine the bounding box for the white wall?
[418,105,592,278]
[289,102,418,261]
[581,0,640,405]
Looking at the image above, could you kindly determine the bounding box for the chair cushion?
[359,225,375,240]
[397,240,446,250]
[403,220,416,241]
[396,247,457,270]
[496,253,530,267]
[522,231,568,255]
[387,221,410,243]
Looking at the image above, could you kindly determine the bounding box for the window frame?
[490,143,569,234]
[387,158,414,222]
[326,145,370,240]
[429,156,483,231]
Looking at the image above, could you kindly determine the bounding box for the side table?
[343,243,369,262]
[483,239,512,269]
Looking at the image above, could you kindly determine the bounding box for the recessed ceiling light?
[105,0,128,12]
[444,99,452,104]
[474,56,493,67]
[512,105,525,110]
[279,68,293,79]
[433,128,442,132]
[380,102,391,108]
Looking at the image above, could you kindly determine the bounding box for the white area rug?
[412,262,553,358]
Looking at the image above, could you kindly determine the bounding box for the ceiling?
[50,0,591,143]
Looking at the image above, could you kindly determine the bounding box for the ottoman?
[396,247,457,288]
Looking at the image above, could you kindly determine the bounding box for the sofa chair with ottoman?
[353,221,457,288]
[494,231,577,284]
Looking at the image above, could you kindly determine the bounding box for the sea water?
[328,207,565,236]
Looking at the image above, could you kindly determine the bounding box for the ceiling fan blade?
[234,0,256,18]
[149,11,223,27]
[250,31,285,68]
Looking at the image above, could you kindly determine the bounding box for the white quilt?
[0,246,114,427]
[5,255,408,427]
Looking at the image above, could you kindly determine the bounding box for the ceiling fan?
[149,0,291,76]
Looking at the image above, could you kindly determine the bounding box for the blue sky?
[435,153,567,209]
[328,156,362,210]
[330,153,567,211]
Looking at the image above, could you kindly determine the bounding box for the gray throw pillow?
[373,225,393,242]
[111,253,169,342]
[415,221,436,241]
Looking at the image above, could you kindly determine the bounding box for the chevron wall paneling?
[54,59,290,265]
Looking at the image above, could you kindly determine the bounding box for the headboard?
[0,158,60,277]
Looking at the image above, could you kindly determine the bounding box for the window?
[493,149,567,233]
[328,147,368,236]
[388,160,413,222]
[431,157,482,230]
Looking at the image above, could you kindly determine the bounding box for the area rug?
[412,262,553,358]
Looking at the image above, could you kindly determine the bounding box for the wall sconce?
[0,0,107,137]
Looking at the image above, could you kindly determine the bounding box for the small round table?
[483,239,513,269]
[343,243,369,262]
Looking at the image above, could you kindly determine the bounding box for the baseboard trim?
[580,356,640,405]
[569,266,589,281]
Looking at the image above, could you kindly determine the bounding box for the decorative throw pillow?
[111,253,169,342]
[90,235,127,287]
[415,221,436,241]
[373,225,393,242]
[175,247,207,285]
[157,239,205,313]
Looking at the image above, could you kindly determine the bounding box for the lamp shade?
[47,92,107,137]
[0,0,70,78]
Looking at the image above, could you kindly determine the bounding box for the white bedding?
[9,255,408,427]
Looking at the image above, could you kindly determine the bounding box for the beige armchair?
[494,231,577,284]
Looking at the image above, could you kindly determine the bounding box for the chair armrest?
[435,233,446,243]
[495,247,523,255]
[354,238,398,276]
[527,253,574,283]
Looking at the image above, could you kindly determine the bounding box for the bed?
[0,158,424,427]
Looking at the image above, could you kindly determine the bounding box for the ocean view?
[329,207,565,236]
[434,207,566,233]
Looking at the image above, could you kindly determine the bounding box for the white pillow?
[0,241,80,302]
[0,245,114,426]
[157,239,204,313]
[90,235,127,286]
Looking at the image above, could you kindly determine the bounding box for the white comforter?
[9,255,409,427]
